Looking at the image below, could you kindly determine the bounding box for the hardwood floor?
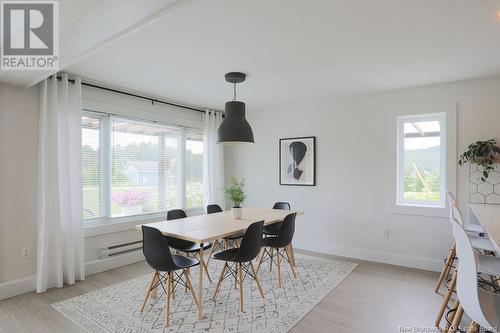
[0,252,443,333]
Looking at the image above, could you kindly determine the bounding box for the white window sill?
[83,208,204,238]
[387,203,448,219]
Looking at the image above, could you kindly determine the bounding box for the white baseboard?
[0,275,36,300]
[293,240,442,272]
[85,250,145,276]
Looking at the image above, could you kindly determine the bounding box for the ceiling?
[65,0,500,110]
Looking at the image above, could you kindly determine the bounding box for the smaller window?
[397,113,446,208]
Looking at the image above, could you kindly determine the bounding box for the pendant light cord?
[233,82,237,101]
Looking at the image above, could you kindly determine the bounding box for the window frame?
[396,112,447,208]
[81,109,204,227]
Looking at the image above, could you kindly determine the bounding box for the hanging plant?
[458,139,500,182]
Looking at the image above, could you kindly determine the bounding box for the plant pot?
[231,207,243,219]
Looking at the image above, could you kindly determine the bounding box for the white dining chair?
[435,193,499,328]
[448,192,485,237]
[435,193,494,293]
[452,216,500,333]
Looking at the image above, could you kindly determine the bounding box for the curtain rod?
[54,76,221,115]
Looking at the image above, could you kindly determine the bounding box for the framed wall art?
[279,136,316,186]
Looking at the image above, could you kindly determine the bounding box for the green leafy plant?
[224,177,246,208]
[458,139,500,182]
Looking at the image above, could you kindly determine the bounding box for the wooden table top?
[470,203,500,252]
[136,207,303,243]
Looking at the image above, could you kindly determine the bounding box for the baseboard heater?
[98,240,143,259]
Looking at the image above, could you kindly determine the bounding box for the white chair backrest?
[452,217,493,330]
[447,191,465,226]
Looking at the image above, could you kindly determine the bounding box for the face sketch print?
[287,141,307,181]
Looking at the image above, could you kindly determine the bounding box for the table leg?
[287,243,296,267]
[198,243,204,319]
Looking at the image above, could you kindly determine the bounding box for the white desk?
[469,203,500,253]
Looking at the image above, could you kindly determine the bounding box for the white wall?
[0,83,39,283]
[225,75,500,271]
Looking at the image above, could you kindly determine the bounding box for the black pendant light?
[217,72,254,144]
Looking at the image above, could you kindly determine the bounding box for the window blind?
[185,130,203,209]
[82,116,102,219]
[110,117,179,217]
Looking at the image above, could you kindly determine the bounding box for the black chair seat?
[263,223,281,236]
[261,236,278,247]
[172,254,199,269]
[169,239,212,253]
[224,231,244,240]
[212,248,240,262]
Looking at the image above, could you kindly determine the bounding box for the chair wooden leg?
[151,272,159,298]
[257,246,265,263]
[206,241,217,268]
[285,246,298,278]
[467,321,479,333]
[234,262,238,289]
[185,268,190,292]
[269,248,274,272]
[165,272,172,327]
[140,272,157,313]
[444,297,460,332]
[287,244,296,267]
[170,272,175,300]
[201,258,213,283]
[238,263,244,312]
[435,244,456,293]
[276,248,283,288]
[256,247,267,273]
[435,270,458,327]
[213,262,227,301]
[447,304,464,333]
[250,262,265,300]
[184,268,200,311]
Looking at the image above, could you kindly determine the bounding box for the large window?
[185,131,203,209]
[82,116,103,219]
[82,113,203,222]
[397,113,446,208]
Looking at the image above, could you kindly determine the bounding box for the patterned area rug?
[52,253,357,332]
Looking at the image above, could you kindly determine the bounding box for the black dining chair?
[140,226,200,326]
[207,204,222,214]
[212,221,265,312]
[263,202,291,236]
[207,203,244,248]
[166,209,213,282]
[257,212,298,288]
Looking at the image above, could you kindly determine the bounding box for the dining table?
[136,207,303,319]
[469,203,500,254]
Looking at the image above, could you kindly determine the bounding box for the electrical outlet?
[22,247,31,258]
[383,229,391,238]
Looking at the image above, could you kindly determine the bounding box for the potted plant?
[458,138,500,182]
[224,177,246,219]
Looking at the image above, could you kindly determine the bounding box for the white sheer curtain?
[203,110,225,209]
[36,73,85,293]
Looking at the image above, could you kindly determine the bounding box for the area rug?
[52,253,357,332]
